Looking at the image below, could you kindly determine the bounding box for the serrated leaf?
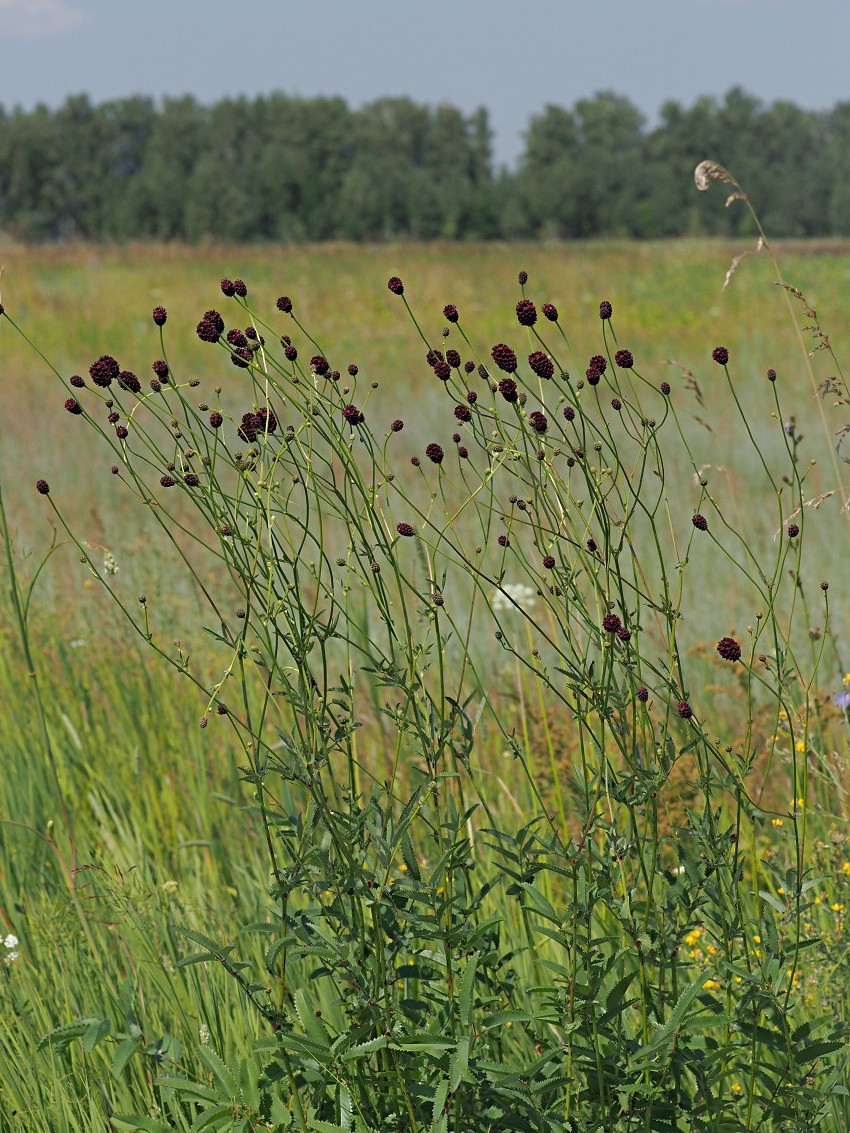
[37,1017,102,1053]
[431,1079,449,1132]
[239,1057,260,1111]
[174,950,218,969]
[157,1076,222,1103]
[459,952,480,1025]
[340,1036,388,1061]
[190,1104,234,1131]
[111,1117,172,1133]
[294,987,331,1046]
[111,1036,140,1078]
[83,1017,111,1053]
[450,1036,470,1092]
[197,1045,239,1097]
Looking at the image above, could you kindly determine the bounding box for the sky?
[1,0,848,167]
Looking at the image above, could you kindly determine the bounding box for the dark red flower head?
[614,349,633,369]
[65,398,82,415]
[454,404,472,422]
[391,419,404,432]
[425,442,444,464]
[787,523,800,538]
[712,346,729,366]
[517,270,528,285]
[516,299,537,327]
[36,479,50,495]
[563,405,575,421]
[387,276,404,295]
[233,279,247,297]
[717,636,741,662]
[528,351,554,380]
[599,300,613,320]
[90,354,120,387]
[491,343,518,373]
[636,686,649,702]
[220,278,235,296]
[433,360,451,381]
[118,371,141,394]
[446,349,461,369]
[152,359,169,380]
[209,411,223,429]
[660,381,671,395]
[602,613,621,633]
[397,522,415,537]
[529,410,548,434]
[443,304,459,322]
[692,514,708,531]
[276,295,293,313]
[542,302,558,322]
[543,554,555,569]
[255,406,277,433]
[676,700,693,719]
[498,377,518,403]
[342,404,364,425]
[69,374,84,388]
[152,306,167,326]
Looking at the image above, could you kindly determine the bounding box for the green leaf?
[111,1036,140,1078]
[450,1036,470,1092]
[38,1017,103,1053]
[157,1076,222,1104]
[459,952,480,1025]
[83,1016,111,1053]
[111,1117,172,1133]
[294,987,332,1046]
[239,1057,261,1111]
[431,1079,449,1132]
[197,1045,239,1097]
[340,1036,388,1061]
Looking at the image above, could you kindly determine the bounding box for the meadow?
[2,226,850,1131]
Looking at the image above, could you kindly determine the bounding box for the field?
[3,237,850,1130]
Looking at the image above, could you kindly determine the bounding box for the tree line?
[2,87,848,242]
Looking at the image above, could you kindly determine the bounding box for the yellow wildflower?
[702,979,719,991]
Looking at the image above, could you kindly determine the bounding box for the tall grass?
[2,171,850,1130]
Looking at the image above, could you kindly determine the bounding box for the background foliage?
[2,87,850,242]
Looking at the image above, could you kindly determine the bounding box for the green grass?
[3,238,850,1128]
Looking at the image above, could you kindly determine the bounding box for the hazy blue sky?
[1,0,847,166]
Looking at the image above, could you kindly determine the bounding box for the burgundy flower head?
[152,306,167,326]
[712,346,729,366]
[717,636,741,662]
[614,349,633,369]
[90,355,120,388]
[498,377,518,403]
[528,351,554,380]
[541,302,558,322]
[387,276,404,295]
[515,299,537,327]
[599,300,613,320]
[443,304,459,322]
[491,343,518,373]
[276,295,293,313]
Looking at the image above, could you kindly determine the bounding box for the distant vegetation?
[2,87,850,242]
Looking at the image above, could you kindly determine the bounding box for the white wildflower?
[199,1024,210,1046]
[492,583,536,613]
[4,934,18,950]
[103,550,119,575]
